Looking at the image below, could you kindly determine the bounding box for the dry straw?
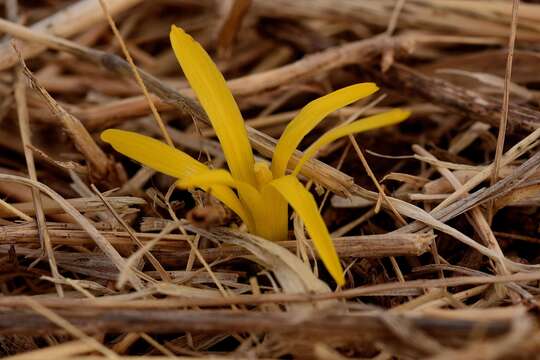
[1,0,540,358]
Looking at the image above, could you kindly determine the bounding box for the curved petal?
[101,129,206,178]
[293,109,411,176]
[259,190,289,242]
[267,176,345,286]
[101,129,254,230]
[255,162,288,241]
[170,25,256,187]
[271,83,379,178]
[235,182,273,240]
[177,168,236,189]
[254,162,273,188]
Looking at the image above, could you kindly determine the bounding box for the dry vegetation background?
[0,0,540,358]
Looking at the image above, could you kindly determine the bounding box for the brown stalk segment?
[365,63,540,132]
[0,196,145,218]
[0,308,517,342]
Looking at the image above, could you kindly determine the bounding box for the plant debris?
[0,0,540,358]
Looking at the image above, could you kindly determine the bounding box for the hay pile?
[0,0,539,358]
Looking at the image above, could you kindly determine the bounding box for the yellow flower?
[101,25,410,286]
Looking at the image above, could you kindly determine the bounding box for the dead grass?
[0,0,540,358]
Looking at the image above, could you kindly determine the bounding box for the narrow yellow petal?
[255,162,288,241]
[267,176,345,286]
[259,187,289,242]
[293,109,410,176]
[235,182,272,240]
[254,162,273,188]
[170,25,256,186]
[101,129,206,178]
[271,83,379,178]
[176,169,236,189]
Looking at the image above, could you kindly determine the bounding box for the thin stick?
[139,333,176,357]
[14,62,64,298]
[2,340,95,360]
[490,0,520,219]
[0,197,32,222]
[98,0,173,147]
[349,136,406,226]
[8,1,63,297]
[386,0,406,35]
[0,196,146,218]
[348,135,407,284]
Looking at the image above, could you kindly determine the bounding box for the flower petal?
[293,109,411,176]
[257,187,288,242]
[177,168,236,189]
[101,129,206,178]
[254,162,289,241]
[267,176,345,286]
[235,182,272,240]
[271,83,379,178]
[170,25,257,186]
